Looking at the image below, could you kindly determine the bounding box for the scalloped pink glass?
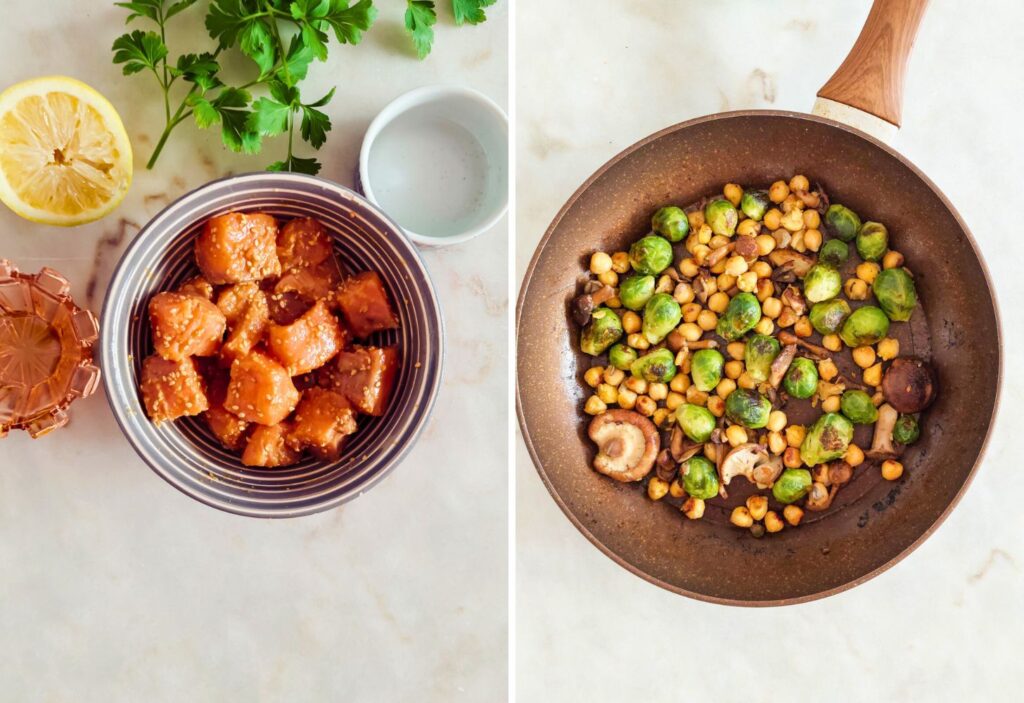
[0,260,100,438]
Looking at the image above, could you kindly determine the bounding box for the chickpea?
[863,362,883,387]
[674,282,695,305]
[603,366,625,386]
[804,228,822,252]
[724,360,744,380]
[717,378,738,398]
[606,295,622,308]
[696,309,718,331]
[793,316,813,338]
[669,374,690,393]
[669,480,686,499]
[698,224,714,245]
[692,244,711,266]
[679,258,700,278]
[753,317,775,336]
[709,233,730,250]
[685,386,709,405]
[621,311,641,334]
[617,386,638,410]
[844,278,869,300]
[708,291,730,313]
[626,333,650,350]
[764,511,785,533]
[761,297,782,319]
[844,443,865,467]
[597,270,618,287]
[852,345,877,369]
[653,407,671,427]
[755,233,777,256]
[816,358,837,383]
[648,382,668,401]
[883,250,905,269]
[665,391,685,411]
[871,391,885,406]
[736,271,758,293]
[725,424,748,447]
[648,477,670,500]
[781,209,804,232]
[789,174,810,192]
[856,261,881,284]
[682,497,706,520]
[610,251,630,274]
[881,459,904,481]
[746,495,769,521]
[656,274,674,294]
[877,337,900,360]
[707,395,725,417]
[821,395,841,413]
[584,366,604,387]
[584,395,607,415]
[737,219,760,237]
[783,446,803,468]
[680,322,703,342]
[597,383,618,405]
[783,504,804,526]
[687,210,705,230]
[790,230,807,253]
[777,306,798,328]
[803,209,821,229]
[767,410,787,433]
[682,302,702,323]
[785,424,806,447]
[635,395,657,417]
[730,506,754,528]
[767,431,787,455]
[717,273,737,290]
[769,180,790,204]
[737,371,758,390]
[727,341,747,360]
[751,261,773,279]
[590,252,612,275]
[723,183,743,206]
[624,377,647,394]
[763,208,783,230]
[822,333,842,352]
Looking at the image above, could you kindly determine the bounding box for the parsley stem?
[286,110,295,169]
[158,6,170,124]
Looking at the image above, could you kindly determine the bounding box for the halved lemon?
[0,76,132,226]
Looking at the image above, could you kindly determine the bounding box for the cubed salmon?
[265,289,313,326]
[140,354,209,424]
[288,387,358,460]
[277,217,333,272]
[320,345,399,416]
[266,300,345,375]
[333,271,399,338]
[242,422,301,467]
[219,288,270,367]
[274,259,341,303]
[225,350,300,425]
[203,370,249,450]
[195,212,281,284]
[177,275,214,300]
[216,282,262,324]
[148,291,226,361]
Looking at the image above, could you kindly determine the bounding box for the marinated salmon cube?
[220,289,270,367]
[266,289,313,326]
[203,370,249,450]
[195,212,281,285]
[266,300,345,375]
[274,258,341,303]
[225,350,300,425]
[321,345,399,416]
[177,275,214,300]
[216,282,262,324]
[140,354,209,424]
[288,387,358,460]
[277,217,333,272]
[242,422,301,467]
[333,271,399,338]
[149,291,226,361]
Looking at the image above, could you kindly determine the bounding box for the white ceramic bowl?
[358,85,508,247]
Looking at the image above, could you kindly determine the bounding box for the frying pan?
[516,0,1001,605]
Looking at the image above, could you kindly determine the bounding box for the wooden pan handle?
[817,0,930,127]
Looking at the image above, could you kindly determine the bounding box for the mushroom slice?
[778,330,830,359]
[718,443,779,497]
[670,425,703,463]
[866,403,900,459]
[780,285,807,316]
[882,357,937,413]
[769,344,797,388]
[588,409,659,482]
[805,481,838,511]
[571,284,616,326]
[768,249,815,278]
[706,243,735,269]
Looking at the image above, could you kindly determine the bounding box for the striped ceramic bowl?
[100,172,444,518]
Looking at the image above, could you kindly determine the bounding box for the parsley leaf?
[249,96,292,136]
[300,91,333,148]
[112,30,168,76]
[451,0,495,26]
[404,1,436,59]
[190,87,261,154]
[322,0,377,45]
[239,19,277,75]
[205,0,261,47]
[282,34,316,82]
[166,0,200,20]
[268,155,322,175]
[115,0,162,24]
[172,52,221,91]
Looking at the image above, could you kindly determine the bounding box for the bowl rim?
[100,171,446,519]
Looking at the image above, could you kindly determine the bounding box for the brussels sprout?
[652,206,690,242]
[725,388,772,428]
[676,403,716,443]
[783,357,819,399]
[580,307,623,356]
[704,199,738,237]
[691,348,725,392]
[839,305,890,347]
[642,293,682,344]
[618,275,656,311]
[630,347,677,383]
[740,189,771,221]
[893,414,921,444]
[819,238,849,268]
[629,235,674,275]
[856,221,889,262]
[800,412,854,466]
[608,343,638,371]
[809,299,851,335]
[873,267,918,322]
[840,390,878,424]
[824,204,862,242]
[772,468,812,504]
[744,334,781,382]
[681,455,720,500]
[803,264,842,303]
[715,292,762,341]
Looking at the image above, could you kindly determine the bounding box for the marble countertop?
[517,1,1022,700]
[0,2,507,701]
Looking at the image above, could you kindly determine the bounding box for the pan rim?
[515,108,1003,606]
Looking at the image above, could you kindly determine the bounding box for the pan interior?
[517,112,999,604]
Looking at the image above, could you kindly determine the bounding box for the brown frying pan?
[516,0,1001,605]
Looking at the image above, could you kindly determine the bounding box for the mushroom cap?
[882,357,936,413]
[719,443,780,490]
[588,409,659,482]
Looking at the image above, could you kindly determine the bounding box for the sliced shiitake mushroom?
[571,284,617,326]
[867,403,899,458]
[769,344,797,388]
[882,357,937,413]
[768,249,815,278]
[588,409,659,482]
[718,443,783,497]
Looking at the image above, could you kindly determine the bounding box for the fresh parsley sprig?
[404,0,496,59]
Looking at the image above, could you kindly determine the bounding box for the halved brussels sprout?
[630,347,677,383]
[744,334,781,382]
[652,206,690,242]
[824,204,862,242]
[809,299,851,335]
[608,343,638,371]
[681,455,720,500]
[629,235,674,275]
[676,403,716,443]
[819,238,849,268]
[716,292,762,341]
[873,267,917,322]
[740,189,771,221]
[691,348,724,392]
[893,414,921,444]
[856,221,889,262]
[840,390,878,424]
[642,293,682,344]
[800,412,854,466]
[705,199,738,237]
[840,305,890,347]
[803,264,842,303]
[581,307,622,356]
[772,468,812,504]
[725,388,771,428]
[783,357,819,399]
[619,275,656,311]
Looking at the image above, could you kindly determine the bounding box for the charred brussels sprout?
[744,334,781,382]
[740,189,771,222]
[873,267,918,322]
[618,275,656,311]
[691,348,725,392]
[856,221,889,262]
[800,412,854,466]
[819,238,849,268]
[783,357,819,399]
[725,388,772,428]
[809,299,851,335]
[580,307,623,356]
[893,414,921,444]
[772,468,812,504]
[608,343,638,371]
[705,198,738,237]
[803,264,842,303]
[840,305,890,347]
[681,455,719,500]
[652,206,690,242]
[824,204,862,242]
[840,390,878,424]
[630,347,677,383]
[629,235,674,275]
[676,403,716,443]
[642,293,682,344]
[716,292,762,341]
